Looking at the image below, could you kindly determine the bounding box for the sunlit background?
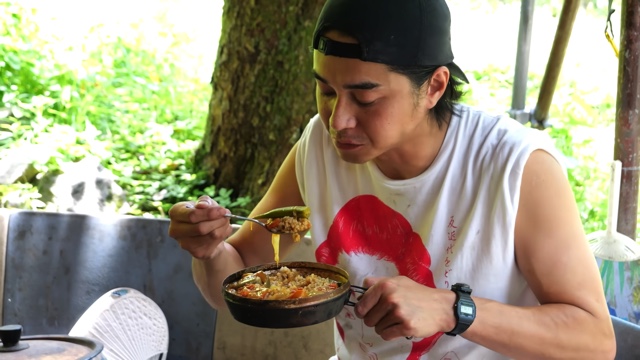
[1,0,625,221]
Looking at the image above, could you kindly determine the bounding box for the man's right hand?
[168,195,234,259]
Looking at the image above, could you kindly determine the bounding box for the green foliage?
[0,2,252,217]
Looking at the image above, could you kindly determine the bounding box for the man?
[168,0,616,358]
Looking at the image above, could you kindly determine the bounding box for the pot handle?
[345,285,368,306]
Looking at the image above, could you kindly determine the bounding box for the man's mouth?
[334,139,363,151]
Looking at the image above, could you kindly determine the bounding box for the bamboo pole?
[532,0,581,127]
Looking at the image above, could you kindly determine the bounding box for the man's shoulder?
[451,104,562,169]
[455,104,548,143]
[454,104,524,131]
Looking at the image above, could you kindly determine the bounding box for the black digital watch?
[445,283,476,336]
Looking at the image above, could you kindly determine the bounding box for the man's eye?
[316,82,334,98]
[354,97,375,107]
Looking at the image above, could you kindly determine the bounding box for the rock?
[0,145,50,184]
[39,156,130,215]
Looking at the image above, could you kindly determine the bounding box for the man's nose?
[329,96,356,131]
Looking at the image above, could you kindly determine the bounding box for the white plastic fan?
[69,287,169,360]
[587,160,640,262]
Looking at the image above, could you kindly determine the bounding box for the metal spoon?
[224,213,284,234]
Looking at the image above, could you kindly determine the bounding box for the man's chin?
[332,143,374,164]
[337,152,370,164]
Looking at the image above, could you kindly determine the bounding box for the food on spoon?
[255,206,312,264]
[265,217,311,239]
[226,266,340,300]
[268,217,310,264]
[253,206,311,220]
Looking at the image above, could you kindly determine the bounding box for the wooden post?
[614,0,640,239]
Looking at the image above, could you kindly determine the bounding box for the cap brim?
[447,62,469,84]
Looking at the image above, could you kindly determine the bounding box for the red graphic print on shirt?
[316,195,443,360]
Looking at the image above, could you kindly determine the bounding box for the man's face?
[313,32,429,164]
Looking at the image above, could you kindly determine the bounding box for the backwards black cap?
[312,0,469,83]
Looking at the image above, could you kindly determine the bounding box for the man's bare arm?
[170,143,305,309]
[461,150,616,359]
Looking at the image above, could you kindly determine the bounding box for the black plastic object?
[0,324,29,352]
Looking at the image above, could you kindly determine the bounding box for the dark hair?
[387,65,465,128]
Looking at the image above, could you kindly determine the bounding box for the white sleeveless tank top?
[295,104,563,360]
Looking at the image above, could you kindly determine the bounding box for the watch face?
[458,299,475,320]
[460,304,474,316]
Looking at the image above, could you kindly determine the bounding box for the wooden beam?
[614,0,640,239]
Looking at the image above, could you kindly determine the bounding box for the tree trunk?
[195,0,325,203]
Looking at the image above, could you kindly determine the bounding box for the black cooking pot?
[0,324,104,359]
[222,261,366,328]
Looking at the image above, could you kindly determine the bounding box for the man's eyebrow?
[312,70,380,90]
[313,70,328,84]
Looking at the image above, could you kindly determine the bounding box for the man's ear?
[421,66,450,109]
